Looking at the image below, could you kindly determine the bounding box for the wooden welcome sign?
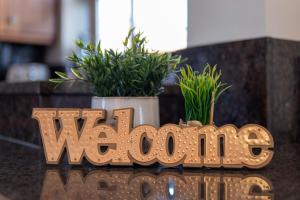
[32,108,274,168]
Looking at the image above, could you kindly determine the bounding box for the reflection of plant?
[50,28,182,97]
[178,64,231,125]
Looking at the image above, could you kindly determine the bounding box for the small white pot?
[91,96,160,128]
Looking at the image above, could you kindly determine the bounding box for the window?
[96,0,187,52]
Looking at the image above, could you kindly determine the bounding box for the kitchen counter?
[0,138,299,199]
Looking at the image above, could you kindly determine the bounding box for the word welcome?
[32,108,274,168]
[42,170,273,199]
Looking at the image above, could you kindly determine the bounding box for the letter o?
[128,125,158,165]
[156,125,187,166]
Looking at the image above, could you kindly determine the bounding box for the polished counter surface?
[0,139,299,200]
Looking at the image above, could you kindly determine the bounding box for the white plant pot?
[91,96,160,128]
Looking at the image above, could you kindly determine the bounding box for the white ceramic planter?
[91,96,160,128]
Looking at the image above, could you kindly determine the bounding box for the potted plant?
[50,29,182,127]
[178,64,230,126]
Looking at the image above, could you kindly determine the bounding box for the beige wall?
[188,0,265,47]
[188,0,300,47]
[266,0,300,41]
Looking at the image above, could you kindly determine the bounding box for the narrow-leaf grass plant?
[178,64,231,125]
[50,28,182,97]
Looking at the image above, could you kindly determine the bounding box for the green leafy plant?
[50,28,182,96]
[178,64,231,125]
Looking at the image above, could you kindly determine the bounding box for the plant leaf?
[71,68,84,80]
[49,78,64,83]
[54,71,68,79]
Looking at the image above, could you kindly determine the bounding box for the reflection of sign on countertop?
[32,108,274,168]
[42,170,273,199]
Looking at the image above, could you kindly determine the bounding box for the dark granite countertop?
[0,138,299,199]
[0,81,92,95]
[0,81,181,96]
